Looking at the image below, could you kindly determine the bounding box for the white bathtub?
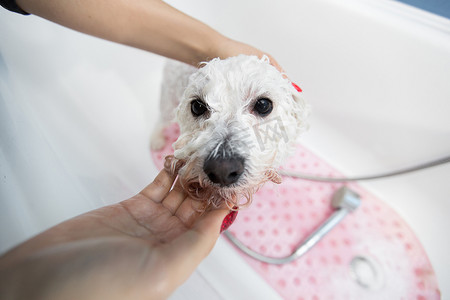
[1,0,449,298]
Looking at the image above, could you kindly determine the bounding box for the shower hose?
[224,154,450,264]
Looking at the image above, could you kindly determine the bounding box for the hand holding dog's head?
[166,55,309,209]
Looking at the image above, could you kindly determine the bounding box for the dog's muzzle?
[203,142,245,187]
[203,155,245,186]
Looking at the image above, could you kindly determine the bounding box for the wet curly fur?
[151,55,309,209]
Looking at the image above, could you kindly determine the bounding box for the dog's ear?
[289,82,310,130]
[290,82,308,107]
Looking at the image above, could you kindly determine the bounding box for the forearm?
[16,0,226,66]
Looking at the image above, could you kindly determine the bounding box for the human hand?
[0,170,232,300]
[13,0,284,77]
[214,36,285,75]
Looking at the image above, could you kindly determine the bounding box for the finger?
[140,169,176,203]
[174,197,205,227]
[159,208,229,285]
[265,53,286,77]
[161,179,186,214]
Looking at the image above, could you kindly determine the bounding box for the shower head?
[332,186,361,211]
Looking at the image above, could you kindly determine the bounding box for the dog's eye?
[253,98,273,117]
[191,99,208,117]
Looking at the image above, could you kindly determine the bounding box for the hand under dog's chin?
[163,155,281,210]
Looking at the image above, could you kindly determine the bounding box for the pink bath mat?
[151,123,440,300]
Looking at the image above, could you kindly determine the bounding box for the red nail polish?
[291,82,303,93]
[220,210,238,233]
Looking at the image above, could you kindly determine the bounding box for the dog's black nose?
[203,156,245,186]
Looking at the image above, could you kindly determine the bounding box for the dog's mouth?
[164,155,282,210]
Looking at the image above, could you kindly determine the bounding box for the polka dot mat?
[151,123,440,300]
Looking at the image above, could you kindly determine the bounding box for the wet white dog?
[151,55,309,209]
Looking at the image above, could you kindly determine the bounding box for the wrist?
[187,31,229,67]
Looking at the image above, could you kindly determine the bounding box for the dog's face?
[165,55,309,209]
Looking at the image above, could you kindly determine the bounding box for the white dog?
[151,55,309,209]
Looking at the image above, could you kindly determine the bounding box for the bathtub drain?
[350,256,384,291]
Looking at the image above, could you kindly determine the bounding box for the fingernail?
[291,82,303,93]
[220,210,238,233]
